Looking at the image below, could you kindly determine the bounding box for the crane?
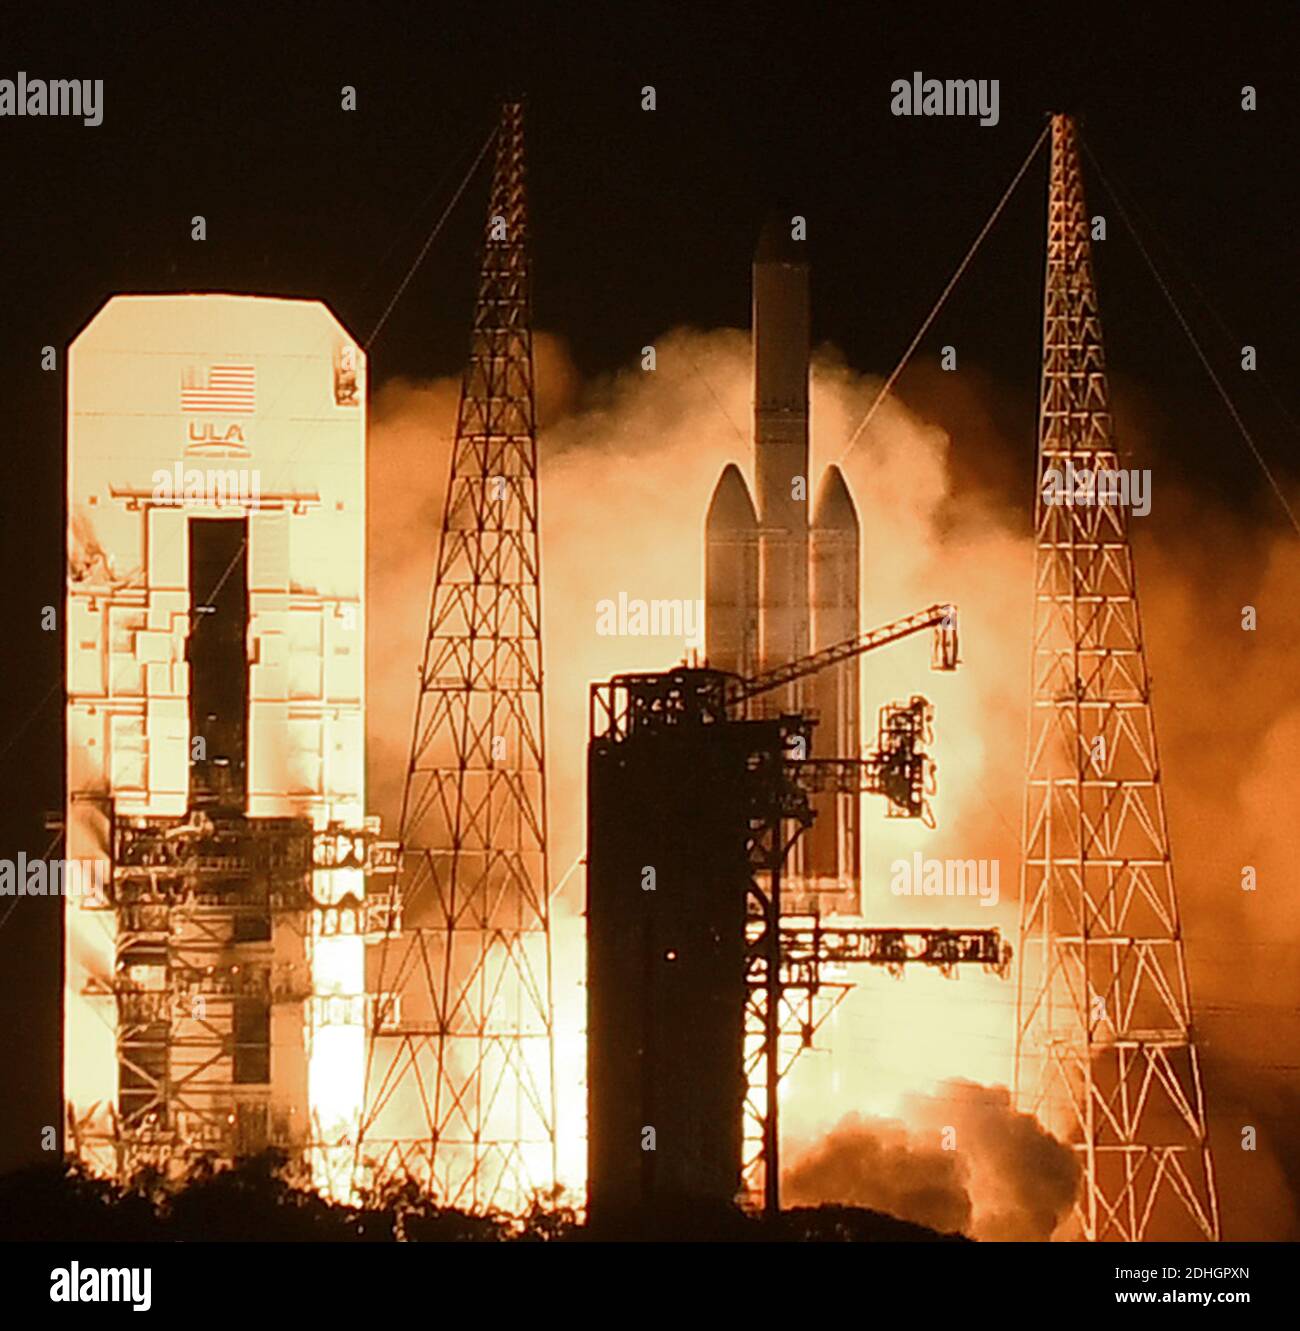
[727,601,961,710]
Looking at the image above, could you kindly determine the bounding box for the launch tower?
[1013,115,1220,1242]
[357,101,557,1211]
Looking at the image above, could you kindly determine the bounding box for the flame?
[308,862,366,1201]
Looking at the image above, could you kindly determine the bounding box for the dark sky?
[1,1,1296,1174]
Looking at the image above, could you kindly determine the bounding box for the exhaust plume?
[366,325,1300,1235]
[783,1080,1081,1240]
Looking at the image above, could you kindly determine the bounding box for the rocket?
[705,218,861,907]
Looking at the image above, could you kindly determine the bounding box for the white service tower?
[65,295,367,1197]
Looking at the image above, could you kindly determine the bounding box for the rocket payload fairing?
[705,220,861,912]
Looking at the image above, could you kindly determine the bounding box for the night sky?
[1,2,1296,1177]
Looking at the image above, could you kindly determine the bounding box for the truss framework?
[358,101,556,1211]
[739,721,1007,1210]
[1013,114,1219,1242]
[70,814,375,1185]
[741,892,1009,1203]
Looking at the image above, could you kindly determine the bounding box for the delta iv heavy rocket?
[704,219,861,913]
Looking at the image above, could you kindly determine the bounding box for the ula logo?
[187,421,250,456]
[50,1263,151,1311]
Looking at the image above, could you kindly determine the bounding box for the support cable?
[1087,153,1300,448]
[366,121,499,350]
[1082,132,1299,537]
[835,121,1051,467]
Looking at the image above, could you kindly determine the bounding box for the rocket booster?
[705,462,759,679]
[807,464,861,886]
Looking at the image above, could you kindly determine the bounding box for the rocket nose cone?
[706,463,759,532]
[812,464,859,532]
[755,213,807,266]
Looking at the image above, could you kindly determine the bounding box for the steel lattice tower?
[1013,115,1219,1242]
[360,101,556,1209]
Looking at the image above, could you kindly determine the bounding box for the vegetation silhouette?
[0,1152,964,1242]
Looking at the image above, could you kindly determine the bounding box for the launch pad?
[585,608,1009,1223]
[45,94,1223,1245]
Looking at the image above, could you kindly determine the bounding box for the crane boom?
[730,602,958,705]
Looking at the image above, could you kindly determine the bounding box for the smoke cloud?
[366,324,1300,1235]
[783,1080,1080,1240]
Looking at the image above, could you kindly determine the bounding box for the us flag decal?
[181,364,256,414]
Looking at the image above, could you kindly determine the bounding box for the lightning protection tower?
[1014,114,1219,1242]
[360,101,556,1210]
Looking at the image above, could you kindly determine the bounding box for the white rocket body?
[705,224,861,911]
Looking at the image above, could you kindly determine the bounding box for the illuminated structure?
[1013,115,1220,1241]
[65,295,369,1197]
[705,222,861,915]
[357,101,557,1210]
